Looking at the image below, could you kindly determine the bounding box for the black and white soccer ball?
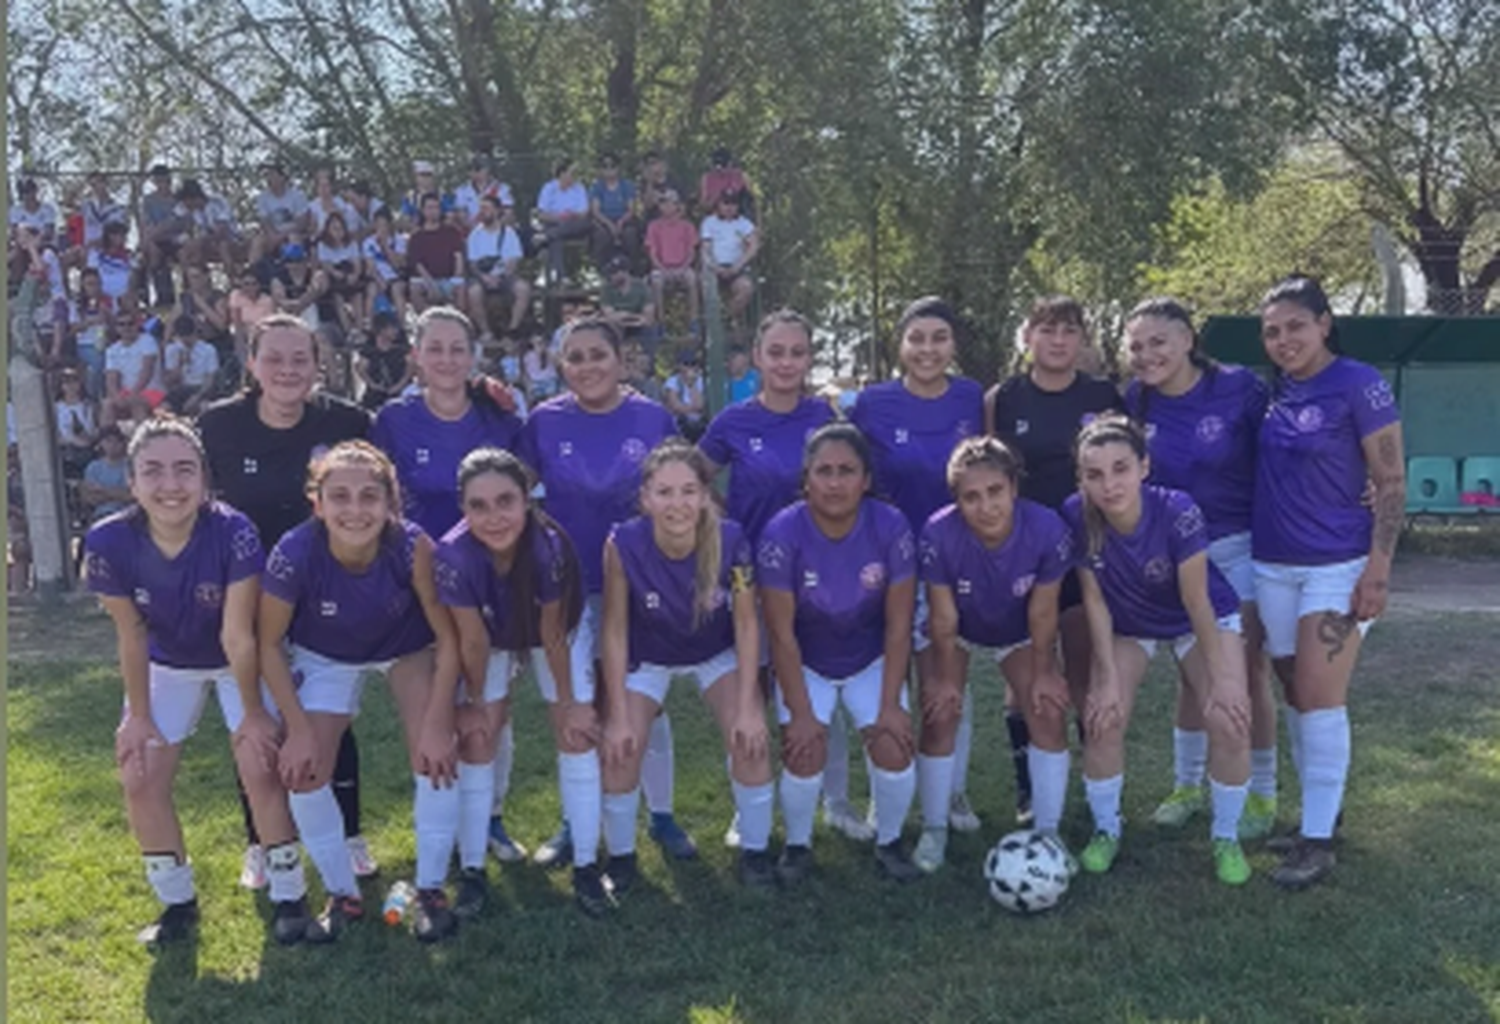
[983,829,1071,914]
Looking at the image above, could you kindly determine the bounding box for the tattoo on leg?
[1316,612,1355,664]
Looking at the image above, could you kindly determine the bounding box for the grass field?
[7,606,1500,1023]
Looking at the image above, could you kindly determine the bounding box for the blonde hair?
[640,439,721,628]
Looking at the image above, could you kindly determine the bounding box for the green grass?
[8,614,1500,1023]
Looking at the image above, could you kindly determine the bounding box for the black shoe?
[412,888,458,942]
[874,840,923,883]
[453,868,488,921]
[606,853,639,897]
[304,894,363,945]
[737,848,776,888]
[1271,838,1337,890]
[1267,811,1345,854]
[1015,798,1035,827]
[775,844,814,887]
[573,864,616,918]
[137,898,199,945]
[271,897,312,946]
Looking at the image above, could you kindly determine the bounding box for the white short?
[626,648,739,705]
[291,645,395,717]
[480,594,600,705]
[1128,613,1244,661]
[1208,531,1256,604]
[774,658,909,731]
[958,636,1031,666]
[1252,558,1374,659]
[464,649,518,705]
[127,663,277,746]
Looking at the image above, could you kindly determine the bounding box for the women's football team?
[89,273,1404,945]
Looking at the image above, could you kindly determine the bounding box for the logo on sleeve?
[1364,380,1395,411]
[757,541,785,571]
[1195,416,1225,444]
[231,526,261,561]
[84,551,112,584]
[1294,405,1325,432]
[1143,557,1172,583]
[897,531,915,562]
[859,563,886,590]
[1011,573,1035,597]
[195,582,224,608]
[266,548,296,582]
[433,559,459,594]
[1174,505,1205,538]
[919,539,938,567]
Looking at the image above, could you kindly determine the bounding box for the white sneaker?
[949,792,981,833]
[723,812,742,849]
[823,798,876,842]
[346,835,378,878]
[913,828,948,874]
[240,844,267,891]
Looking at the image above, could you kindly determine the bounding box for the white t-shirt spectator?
[362,234,407,283]
[662,372,706,420]
[163,339,221,388]
[466,224,523,273]
[307,196,356,236]
[107,333,165,392]
[82,195,128,246]
[87,248,134,301]
[454,180,516,223]
[317,241,362,269]
[9,201,58,238]
[256,186,309,234]
[56,400,97,447]
[175,196,236,235]
[537,180,590,218]
[699,214,756,267]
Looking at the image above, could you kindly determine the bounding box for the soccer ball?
[983,829,1071,914]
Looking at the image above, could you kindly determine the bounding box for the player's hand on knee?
[116,713,166,778]
[603,717,636,770]
[560,701,601,752]
[1030,670,1071,720]
[232,708,283,776]
[1204,686,1251,740]
[873,704,915,762]
[419,716,461,788]
[278,725,320,791]
[732,709,769,764]
[920,682,962,724]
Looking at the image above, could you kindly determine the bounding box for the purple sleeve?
[225,510,265,584]
[698,411,732,466]
[515,416,541,477]
[369,404,397,460]
[755,515,796,592]
[1166,492,1211,566]
[433,542,474,608]
[1035,512,1073,585]
[261,534,304,605]
[83,522,131,599]
[918,516,952,587]
[537,529,565,604]
[885,512,917,585]
[727,521,755,591]
[1348,365,1400,439]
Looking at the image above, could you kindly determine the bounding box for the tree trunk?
[604,0,643,156]
[9,279,73,598]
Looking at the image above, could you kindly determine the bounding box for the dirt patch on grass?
[5,593,115,663]
[1389,553,1500,614]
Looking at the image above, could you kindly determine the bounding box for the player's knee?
[866,726,911,772]
[781,736,826,777]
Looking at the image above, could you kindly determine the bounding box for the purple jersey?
[85,502,263,669]
[849,377,985,532]
[698,396,835,542]
[371,393,523,542]
[1062,486,1238,639]
[517,391,677,593]
[920,500,1072,649]
[262,518,435,662]
[1126,365,1268,540]
[434,519,565,651]
[611,515,753,668]
[1253,357,1399,565]
[757,499,915,679]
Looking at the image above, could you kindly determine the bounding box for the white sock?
[1299,707,1350,840]
[916,754,955,830]
[642,713,674,815]
[780,770,823,847]
[871,763,916,846]
[413,773,459,890]
[1028,746,1071,835]
[823,709,850,804]
[1250,747,1278,798]
[1174,727,1208,789]
[1209,778,1250,841]
[143,853,196,905]
[265,842,308,903]
[732,780,773,852]
[952,685,975,797]
[289,784,357,897]
[457,761,495,870]
[602,789,641,857]
[1084,774,1124,838]
[1283,706,1305,781]
[557,750,602,868]
[491,720,515,816]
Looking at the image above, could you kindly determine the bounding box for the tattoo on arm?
[1317,611,1356,664]
[1375,432,1399,470]
[1373,490,1403,556]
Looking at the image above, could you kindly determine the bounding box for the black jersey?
[987,372,1124,510]
[197,390,370,545]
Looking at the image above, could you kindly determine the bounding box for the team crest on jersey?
[1174,505,1206,538]
[894,428,909,445]
[802,569,819,589]
[243,456,259,475]
[645,592,661,611]
[559,440,574,457]
[1143,557,1172,583]
[1364,380,1395,411]
[1016,419,1030,435]
[320,600,339,617]
[620,438,648,462]
[134,587,151,606]
[1294,405,1324,432]
[749,437,764,453]
[859,562,886,590]
[1195,416,1225,444]
[415,448,431,465]
[957,578,973,596]
[195,582,224,608]
[757,541,785,571]
[1012,573,1035,598]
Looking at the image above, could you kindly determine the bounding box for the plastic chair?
[1460,455,1500,512]
[1405,456,1468,515]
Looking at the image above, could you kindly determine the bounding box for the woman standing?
[599,442,774,887]
[1252,276,1403,889]
[758,423,922,883]
[1063,415,1252,884]
[85,419,314,945]
[1122,298,1278,838]
[197,314,373,889]
[517,317,692,865]
[259,442,460,942]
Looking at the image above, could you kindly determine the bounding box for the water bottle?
[382,880,417,925]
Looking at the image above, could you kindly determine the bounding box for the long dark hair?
[1126,296,1219,423]
[1072,413,1148,559]
[456,448,584,646]
[1260,274,1342,398]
